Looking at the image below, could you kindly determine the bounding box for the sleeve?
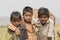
[47,20,54,38]
[8,23,17,31]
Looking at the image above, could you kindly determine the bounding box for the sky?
[0,0,60,18]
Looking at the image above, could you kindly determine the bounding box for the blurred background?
[0,0,60,40]
[0,0,60,25]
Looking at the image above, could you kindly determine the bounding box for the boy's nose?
[42,18,45,20]
[15,21,18,23]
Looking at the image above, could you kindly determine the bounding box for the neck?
[41,23,46,26]
[24,21,31,24]
[25,21,31,24]
[22,20,31,25]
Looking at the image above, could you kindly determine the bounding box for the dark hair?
[23,6,33,16]
[10,11,22,21]
[38,7,49,18]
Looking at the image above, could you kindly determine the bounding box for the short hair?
[23,6,33,16]
[38,7,49,18]
[10,11,22,21]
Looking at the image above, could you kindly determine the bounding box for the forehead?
[40,15,48,17]
[12,18,21,21]
[24,12,32,15]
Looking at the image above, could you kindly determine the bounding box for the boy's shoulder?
[49,18,54,22]
[8,23,17,31]
[47,18,54,24]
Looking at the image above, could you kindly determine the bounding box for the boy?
[37,7,54,40]
[22,6,37,40]
[8,11,22,40]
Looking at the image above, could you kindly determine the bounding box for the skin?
[23,12,32,24]
[39,15,49,25]
[11,19,21,27]
[23,12,33,33]
[11,19,21,35]
[23,12,37,40]
[39,15,52,40]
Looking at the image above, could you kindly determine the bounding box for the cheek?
[23,16,27,19]
[15,23,20,26]
[29,17,32,19]
[45,18,48,21]
[24,17,32,20]
[12,23,17,26]
[14,22,20,25]
[28,16,32,19]
[39,18,48,22]
[17,22,20,24]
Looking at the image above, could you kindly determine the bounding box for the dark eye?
[29,15,32,16]
[40,16,43,18]
[25,15,32,17]
[12,19,16,22]
[25,15,28,16]
[12,19,20,22]
[40,16,48,18]
[44,16,47,18]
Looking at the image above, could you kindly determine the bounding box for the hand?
[15,28,21,35]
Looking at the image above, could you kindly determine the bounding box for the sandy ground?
[0,24,60,40]
[55,24,60,40]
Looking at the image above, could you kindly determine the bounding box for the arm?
[15,27,21,36]
[47,20,54,40]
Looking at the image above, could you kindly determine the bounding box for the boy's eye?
[12,20,17,22]
[44,16,47,18]
[12,19,20,22]
[25,15,28,16]
[40,16,48,18]
[25,15,32,17]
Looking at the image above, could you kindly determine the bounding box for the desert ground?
[0,24,60,40]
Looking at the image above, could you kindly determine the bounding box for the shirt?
[34,18,54,40]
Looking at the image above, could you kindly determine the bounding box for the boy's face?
[11,19,21,27]
[39,15,49,25]
[23,12,32,23]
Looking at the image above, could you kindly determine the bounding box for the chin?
[41,22,46,24]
